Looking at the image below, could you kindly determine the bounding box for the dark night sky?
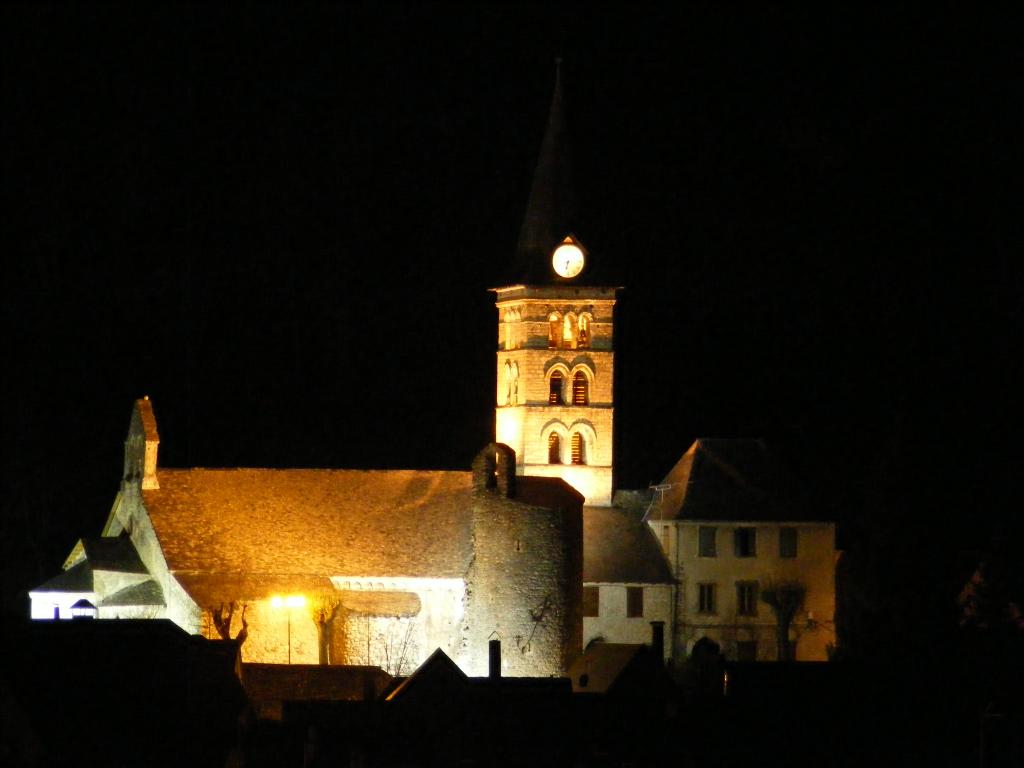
[3,4,1022,615]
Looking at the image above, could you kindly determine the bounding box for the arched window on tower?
[578,314,591,348]
[548,432,562,464]
[572,372,589,405]
[571,432,586,465]
[548,312,561,348]
[549,371,564,405]
[563,313,578,349]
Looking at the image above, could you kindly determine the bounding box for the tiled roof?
[145,469,476,579]
[583,506,673,584]
[647,439,824,523]
[32,561,93,593]
[98,579,165,607]
[566,643,644,693]
[81,537,149,573]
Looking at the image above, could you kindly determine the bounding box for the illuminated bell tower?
[493,63,619,507]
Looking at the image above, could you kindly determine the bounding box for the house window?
[583,586,599,617]
[737,581,759,616]
[779,527,798,558]
[698,526,717,557]
[736,640,758,662]
[626,587,644,618]
[549,370,564,404]
[572,371,589,405]
[547,433,561,464]
[571,432,586,465]
[698,583,717,614]
[734,527,757,557]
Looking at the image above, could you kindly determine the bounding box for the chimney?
[488,639,501,679]
[650,620,665,662]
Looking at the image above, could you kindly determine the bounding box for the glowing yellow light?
[270,594,305,608]
[496,409,522,452]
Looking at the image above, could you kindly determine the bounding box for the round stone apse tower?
[463,443,582,677]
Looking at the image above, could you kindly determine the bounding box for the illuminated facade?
[30,399,584,677]
[646,439,837,661]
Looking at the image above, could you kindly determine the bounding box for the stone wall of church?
[464,445,583,677]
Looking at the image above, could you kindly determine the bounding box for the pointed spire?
[509,59,578,283]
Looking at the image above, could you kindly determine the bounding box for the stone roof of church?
[583,506,673,584]
[647,439,826,523]
[98,579,166,607]
[144,469,577,590]
[32,560,93,593]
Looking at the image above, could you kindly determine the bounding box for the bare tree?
[209,602,249,646]
[375,617,417,676]
[760,581,806,661]
[308,590,344,665]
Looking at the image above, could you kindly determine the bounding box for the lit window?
[572,371,589,405]
[548,312,561,348]
[563,313,577,348]
[578,314,591,347]
[571,432,585,465]
[583,586,599,617]
[734,528,757,557]
[698,583,716,613]
[736,581,759,616]
[549,370,564,404]
[627,587,643,618]
[779,527,798,558]
[548,432,561,464]
[698,526,717,557]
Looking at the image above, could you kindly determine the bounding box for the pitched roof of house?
[32,560,94,593]
[566,642,646,693]
[583,506,673,584]
[646,439,824,523]
[144,469,577,586]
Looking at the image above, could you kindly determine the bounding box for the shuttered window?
[698,526,717,557]
[571,432,585,465]
[572,372,589,405]
[549,371,564,404]
[548,433,561,464]
[779,527,798,558]
[626,587,644,618]
[583,587,599,617]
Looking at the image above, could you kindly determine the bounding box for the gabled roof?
[32,560,94,593]
[144,469,578,584]
[145,469,476,580]
[566,643,646,694]
[385,647,467,702]
[583,506,673,584]
[647,439,825,523]
[98,579,165,607]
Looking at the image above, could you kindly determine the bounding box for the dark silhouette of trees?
[761,581,806,661]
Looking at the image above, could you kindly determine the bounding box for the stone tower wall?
[465,444,582,676]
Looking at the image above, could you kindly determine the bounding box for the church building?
[29,68,835,667]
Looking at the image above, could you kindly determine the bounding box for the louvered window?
[572,372,588,405]
[549,371,564,404]
[571,432,585,465]
[548,433,561,464]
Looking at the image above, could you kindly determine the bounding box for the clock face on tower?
[552,237,585,278]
